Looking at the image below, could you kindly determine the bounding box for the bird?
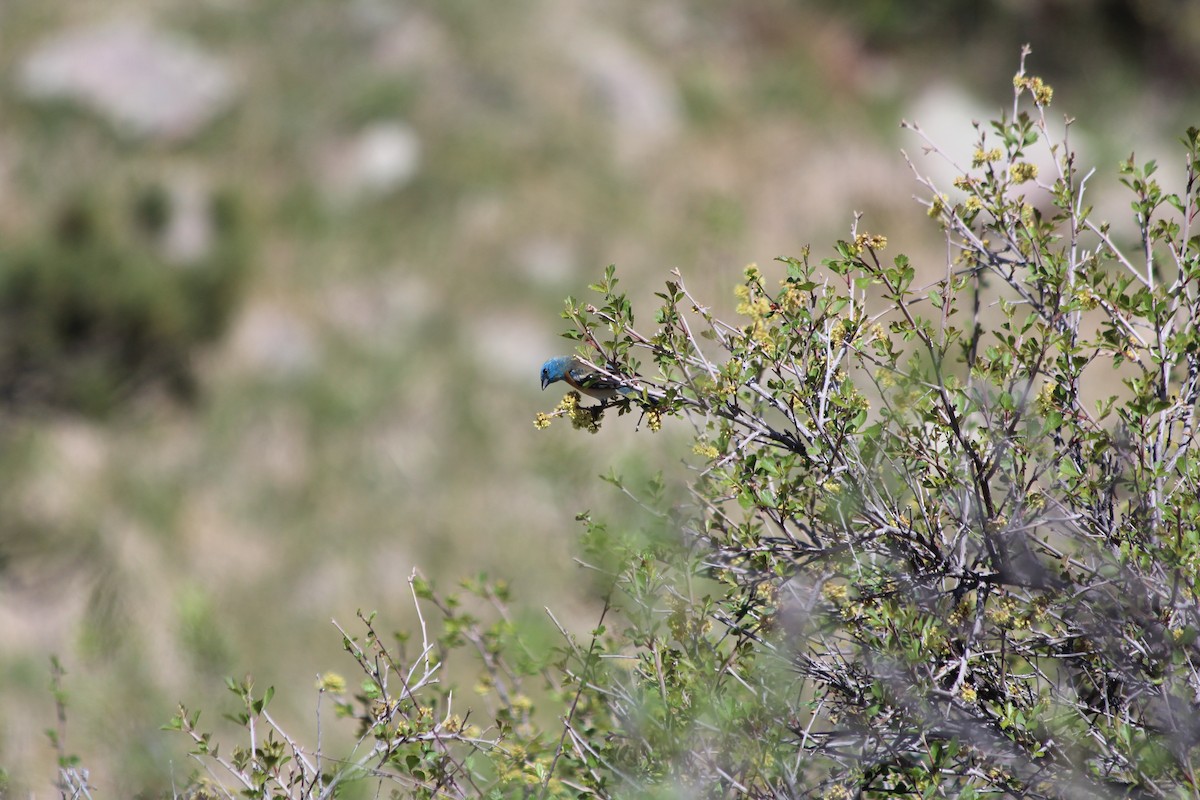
[539,356,631,402]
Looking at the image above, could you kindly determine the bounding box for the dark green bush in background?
[0,183,248,415]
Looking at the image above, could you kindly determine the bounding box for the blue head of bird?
[540,356,575,391]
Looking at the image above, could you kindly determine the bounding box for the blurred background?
[0,0,1196,794]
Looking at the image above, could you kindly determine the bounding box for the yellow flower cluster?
[1015,74,1054,105]
[564,392,602,433]
[755,581,779,605]
[739,296,772,319]
[495,751,563,793]
[692,441,720,459]
[316,671,346,693]
[852,232,888,253]
[1034,382,1055,415]
[822,582,848,603]
[533,391,604,433]
[736,281,773,321]
[668,596,713,640]
[776,283,804,313]
[829,318,863,347]
[846,388,870,417]
[988,601,1014,628]
[928,193,948,218]
[986,596,1025,629]
[1032,80,1054,105]
[1076,285,1100,310]
[1010,162,1038,183]
[972,147,1003,167]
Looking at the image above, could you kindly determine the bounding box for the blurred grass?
[0,0,1195,794]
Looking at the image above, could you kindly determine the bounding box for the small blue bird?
[539,356,629,402]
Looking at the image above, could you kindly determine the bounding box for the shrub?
[171,55,1200,798]
[0,181,249,415]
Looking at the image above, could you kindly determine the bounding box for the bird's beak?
[541,376,550,390]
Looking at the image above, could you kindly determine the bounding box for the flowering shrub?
[170,55,1200,798]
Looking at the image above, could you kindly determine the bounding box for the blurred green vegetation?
[818,0,1200,95]
[0,185,248,413]
[0,0,1194,795]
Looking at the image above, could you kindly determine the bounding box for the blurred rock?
[638,1,694,49]
[18,19,237,142]
[21,421,109,526]
[473,315,557,382]
[369,409,442,491]
[368,8,449,71]
[514,235,579,286]
[228,303,319,378]
[180,490,275,583]
[560,27,683,164]
[161,175,216,264]
[319,121,421,205]
[348,0,404,31]
[323,273,433,343]
[457,191,504,238]
[243,410,311,491]
[906,83,992,186]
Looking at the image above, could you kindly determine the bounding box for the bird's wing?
[568,364,626,394]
